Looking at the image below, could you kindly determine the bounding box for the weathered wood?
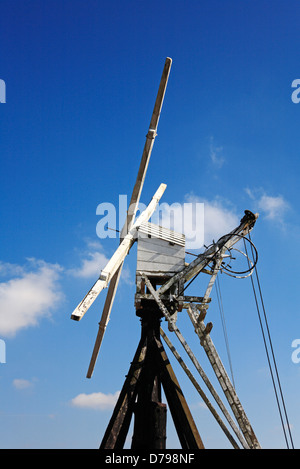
[187,304,261,449]
[135,293,207,303]
[138,221,185,246]
[137,260,185,275]
[138,238,186,258]
[123,58,172,235]
[101,297,204,450]
[156,210,258,296]
[137,223,185,276]
[85,58,172,377]
[100,337,148,449]
[142,274,250,449]
[160,328,240,449]
[154,336,204,449]
[71,184,166,321]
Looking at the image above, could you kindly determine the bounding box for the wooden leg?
[99,335,147,449]
[100,307,204,450]
[154,336,205,449]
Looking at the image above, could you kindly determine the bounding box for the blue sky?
[1,0,300,449]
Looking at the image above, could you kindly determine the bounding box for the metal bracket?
[146,128,157,139]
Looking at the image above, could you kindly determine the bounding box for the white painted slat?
[137,250,184,264]
[137,238,185,258]
[137,249,185,270]
[71,184,166,321]
[139,222,185,246]
[137,262,184,274]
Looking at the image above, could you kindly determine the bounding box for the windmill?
[70,58,262,450]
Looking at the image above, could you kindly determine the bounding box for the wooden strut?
[100,307,204,450]
[160,328,241,449]
[141,274,261,450]
[141,274,249,449]
[187,304,261,449]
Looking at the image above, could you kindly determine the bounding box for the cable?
[181,232,257,296]
[179,232,239,296]
[244,234,294,449]
[219,233,258,276]
[215,275,236,389]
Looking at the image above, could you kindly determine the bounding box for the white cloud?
[245,188,290,222]
[70,391,120,410]
[13,378,34,390]
[202,198,239,245]
[0,262,24,277]
[70,251,108,279]
[0,259,63,337]
[257,194,289,220]
[68,239,134,286]
[154,194,239,249]
[68,241,109,279]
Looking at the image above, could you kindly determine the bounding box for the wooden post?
[100,301,204,449]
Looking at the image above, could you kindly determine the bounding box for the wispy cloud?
[201,196,239,244]
[209,136,225,169]
[70,391,120,410]
[13,378,36,390]
[68,241,109,279]
[0,259,63,337]
[257,194,289,220]
[155,193,239,249]
[245,188,290,224]
[68,239,133,285]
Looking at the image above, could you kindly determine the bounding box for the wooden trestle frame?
[100,305,204,450]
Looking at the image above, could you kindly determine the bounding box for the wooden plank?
[135,294,206,303]
[155,336,205,449]
[139,221,185,246]
[187,304,261,449]
[71,184,166,321]
[137,248,185,264]
[138,237,185,256]
[160,329,240,449]
[137,263,184,275]
[125,58,172,233]
[100,336,148,448]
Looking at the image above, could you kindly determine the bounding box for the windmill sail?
[85,58,172,377]
[71,183,166,321]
